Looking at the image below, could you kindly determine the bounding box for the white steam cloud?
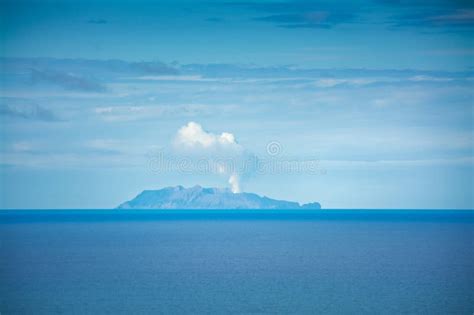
[174,122,243,193]
[228,173,241,193]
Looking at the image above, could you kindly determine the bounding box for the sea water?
[0,210,473,314]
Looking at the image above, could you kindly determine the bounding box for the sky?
[0,0,473,209]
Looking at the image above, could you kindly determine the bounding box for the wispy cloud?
[1,58,178,81]
[321,157,474,170]
[379,0,474,31]
[230,0,358,29]
[136,75,214,82]
[94,104,229,122]
[427,10,474,27]
[235,0,474,32]
[391,9,474,29]
[31,69,106,92]
[0,103,58,121]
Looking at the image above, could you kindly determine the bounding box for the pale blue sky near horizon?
[0,0,473,209]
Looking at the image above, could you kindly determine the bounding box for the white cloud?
[314,78,376,88]
[173,122,245,192]
[94,104,236,122]
[320,157,474,170]
[409,75,453,82]
[175,121,240,149]
[136,75,215,82]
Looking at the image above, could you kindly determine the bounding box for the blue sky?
[0,0,473,209]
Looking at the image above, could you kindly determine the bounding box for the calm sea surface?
[1,210,473,314]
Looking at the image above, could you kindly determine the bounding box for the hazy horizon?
[1,0,473,209]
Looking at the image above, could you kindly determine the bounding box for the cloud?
[136,75,214,82]
[177,63,471,81]
[228,173,241,193]
[0,103,58,121]
[94,104,224,122]
[321,157,474,170]
[238,0,473,31]
[173,122,246,192]
[380,0,474,20]
[131,62,179,75]
[231,1,357,29]
[94,106,151,122]
[314,78,376,88]
[175,122,239,149]
[232,1,359,14]
[387,5,474,30]
[427,10,474,27]
[4,57,469,87]
[0,58,178,85]
[31,69,106,92]
[394,11,474,28]
[409,75,453,82]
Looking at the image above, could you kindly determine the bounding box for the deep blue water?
[1,210,473,314]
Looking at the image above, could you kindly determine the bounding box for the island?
[117,185,321,210]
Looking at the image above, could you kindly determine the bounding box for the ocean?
[0,210,473,314]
